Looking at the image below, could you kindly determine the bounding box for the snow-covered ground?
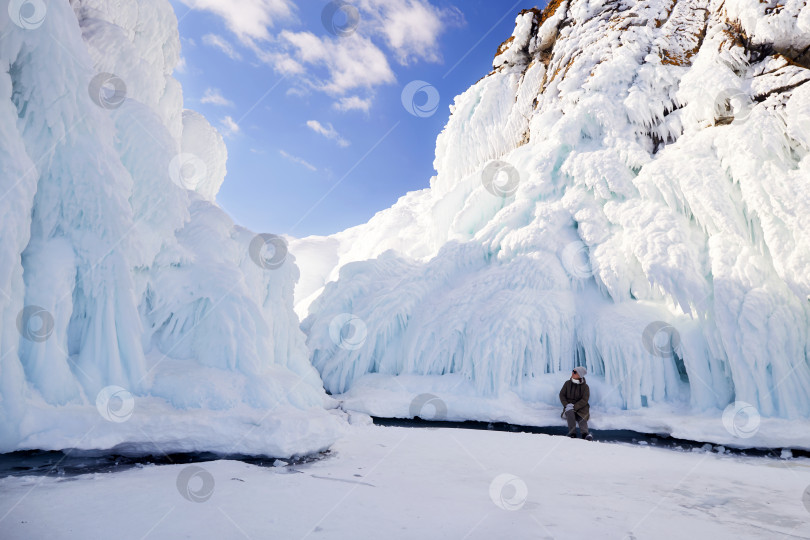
[335,373,810,451]
[1,422,809,539]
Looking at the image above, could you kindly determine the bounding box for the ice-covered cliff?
[0,0,344,456]
[299,0,810,445]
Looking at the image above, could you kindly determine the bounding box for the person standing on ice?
[560,367,592,440]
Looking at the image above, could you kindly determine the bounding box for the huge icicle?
[0,0,344,456]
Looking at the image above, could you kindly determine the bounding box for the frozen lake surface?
[1,421,809,539]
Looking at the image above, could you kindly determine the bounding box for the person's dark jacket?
[559,378,590,421]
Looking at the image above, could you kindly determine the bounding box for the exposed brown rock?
[493,1,565,62]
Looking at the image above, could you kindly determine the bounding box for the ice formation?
[299,0,810,436]
[0,0,344,456]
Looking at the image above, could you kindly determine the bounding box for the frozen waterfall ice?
[296,0,810,448]
[0,0,344,456]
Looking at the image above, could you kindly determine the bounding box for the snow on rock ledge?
[300,0,810,444]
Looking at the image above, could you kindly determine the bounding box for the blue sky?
[169,0,534,237]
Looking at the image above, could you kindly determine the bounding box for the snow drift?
[0,0,344,456]
[298,0,810,446]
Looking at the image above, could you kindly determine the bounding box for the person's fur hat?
[573,366,587,378]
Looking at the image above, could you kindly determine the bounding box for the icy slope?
[300,0,810,439]
[0,0,343,456]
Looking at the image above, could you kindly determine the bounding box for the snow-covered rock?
[298,0,810,440]
[0,0,344,456]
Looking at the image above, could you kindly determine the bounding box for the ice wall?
[0,0,343,456]
[300,0,810,423]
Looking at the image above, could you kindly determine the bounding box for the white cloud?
[358,0,461,64]
[176,56,188,74]
[306,120,350,147]
[221,116,240,136]
[279,149,316,171]
[179,0,294,41]
[257,49,305,75]
[188,0,462,110]
[202,33,243,61]
[286,86,310,98]
[334,95,372,112]
[279,31,395,95]
[201,88,234,107]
